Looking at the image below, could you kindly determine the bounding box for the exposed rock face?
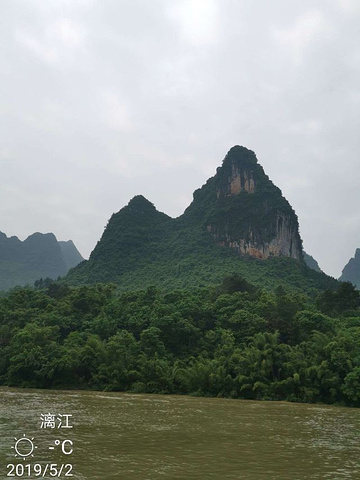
[195,146,303,261]
[208,213,301,260]
[217,161,256,197]
[340,248,360,289]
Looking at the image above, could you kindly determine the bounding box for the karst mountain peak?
[217,145,260,196]
[64,145,336,292]
[184,145,303,260]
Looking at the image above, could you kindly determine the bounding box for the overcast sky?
[1,0,359,278]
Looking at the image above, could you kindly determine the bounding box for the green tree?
[7,324,61,387]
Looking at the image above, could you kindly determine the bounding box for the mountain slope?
[59,240,84,270]
[0,232,83,290]
[65,146,338,293]
[69,195,173,283]
[340,249,360,289]
[303,252,322,273]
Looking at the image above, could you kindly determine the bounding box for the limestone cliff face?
[186,145,303,261]
[207,212,301,260]
[217,161,256,197]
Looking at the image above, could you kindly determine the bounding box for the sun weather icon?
[11,435,37,460]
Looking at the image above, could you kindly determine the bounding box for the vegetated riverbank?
[0,277,359,406]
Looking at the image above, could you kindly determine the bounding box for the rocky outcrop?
[197,146,303,261]
[208,212,301,260]
[217,161,256,197]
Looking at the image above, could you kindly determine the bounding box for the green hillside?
[66,147,338,294]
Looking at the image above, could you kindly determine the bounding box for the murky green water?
[0,388,359,479]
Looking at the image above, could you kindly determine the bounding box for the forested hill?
[0,232,83,290]
[66,146,337,294]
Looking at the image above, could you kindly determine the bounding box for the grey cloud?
[0,0,359,277]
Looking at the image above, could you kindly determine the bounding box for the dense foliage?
[1,277,359,406]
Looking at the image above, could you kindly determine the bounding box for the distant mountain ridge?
[66,146,337,293]
[340,249,360,289]
[59,240,84,271]
[303,252,322,273]
[0,231,83,290]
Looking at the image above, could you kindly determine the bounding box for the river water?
[0,388,359,479]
